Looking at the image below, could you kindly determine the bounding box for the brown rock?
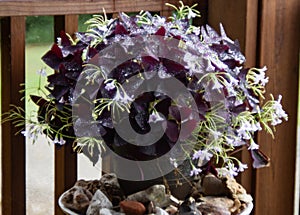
[75,179,102,194]
[197,196,234,215]
[200,174,228,196]
[61,186,93,214]
[120,200,146,215]
[75,174,125,206]
[223,176,253,213]
[100,173,125,206]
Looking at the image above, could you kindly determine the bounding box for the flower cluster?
[3,1,287,178]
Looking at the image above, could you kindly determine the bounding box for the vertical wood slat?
[207,0,258,194]
[255,0,300,214]
[1,16,26,215]
[53,15,79,215]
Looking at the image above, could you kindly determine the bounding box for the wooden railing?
[0,1,299,215]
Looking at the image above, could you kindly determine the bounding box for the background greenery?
[26,15,93,44]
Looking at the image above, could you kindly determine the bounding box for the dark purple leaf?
[162,58,185,76]
[155,98,171,117]
[109,61,142,83]
[87,47,99,60]
[30,95,48,107]
[180,119,198,141]
[169,106,180,121]
[211,43,229,53]
[141,56,159,72]
[60,31,71,46]
[250,149,270,168]
[42,44,63,70]
[46,86,69,101]
[115,23,129,35]
[165,120,179,142]
[170,33,181,40]
[155,26,166,36]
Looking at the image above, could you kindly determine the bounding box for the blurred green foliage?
[25,15,93,44]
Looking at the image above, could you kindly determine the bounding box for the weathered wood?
[208,0,258,194]
[255,0,300,214]
[1,16,26,215]
[0,0,181,17]
[54,15,79,215]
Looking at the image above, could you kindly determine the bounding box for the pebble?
[100,173,125,206]
[61,186,93,214]
[201,174,227,196]
[127,185,170,207]
[120,200,146,215]
[197,196,233,215]
[155,207,169,215]
[100,208,113,215]
[86,190,113,215]
[99,208,126,215]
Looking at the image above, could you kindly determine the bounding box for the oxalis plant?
[2,1,288,180]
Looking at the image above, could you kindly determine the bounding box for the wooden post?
[255,0,300,214]
[1,16,26,215]
[53,15,79,215]
[207,0,258,195]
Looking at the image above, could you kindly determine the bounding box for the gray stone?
[100,208,126,215]
[155,207,169,215]
[86,190,113,215]
[100,208,113,215]
[127,185,171,208]
[100,173,125,206]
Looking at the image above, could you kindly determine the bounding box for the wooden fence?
[0,0,299,215]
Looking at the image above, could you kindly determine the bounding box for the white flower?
[153,15,166,26]
[170,158,178,168]
[36,68,47,77]
[212,80,223,90]
[192,149,213,161]
[59,97,66,104]
[211,145,222,153]
[237,127,251,140]
[217,168,232,178]
[248,139,259,150]
[21,124,43,141]
[226,162,238,177]
[21,130,31,138]
[225,136,235,146]
[113,90,133,104]
[148,112,165,123]
[238,162,248,172]
[187,8,197,19]
[270,95,288,126]
[192,27,200,36]
[252,66,269,86]
[183,52,202,74]
[104,81,116,91]
[237,120,261,140]
[190,167,202,176]
[57,37,62,46]
[210,130,222,140]
[54,136,66,145]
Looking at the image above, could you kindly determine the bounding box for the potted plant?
[2,1,288,214]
